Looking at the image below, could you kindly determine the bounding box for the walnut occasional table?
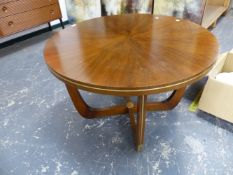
[44,14,218,151]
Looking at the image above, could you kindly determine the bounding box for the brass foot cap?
[136,144,143,152]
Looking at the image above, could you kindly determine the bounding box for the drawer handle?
[2,6,7,12]
[50,10,54,15]
[8,21,14,27]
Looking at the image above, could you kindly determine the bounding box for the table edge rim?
[46,63,215,96]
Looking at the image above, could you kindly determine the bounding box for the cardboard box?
[198,51,233,123]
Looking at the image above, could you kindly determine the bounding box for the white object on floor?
[198,50,233,123]
[215,72,233,85]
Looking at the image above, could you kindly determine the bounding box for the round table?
[44,14,219,151]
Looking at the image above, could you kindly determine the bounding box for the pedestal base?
[65,83,185,151]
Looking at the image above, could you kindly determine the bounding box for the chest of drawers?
[0,0,63,37]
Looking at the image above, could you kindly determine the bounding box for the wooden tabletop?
[44,14,219,96]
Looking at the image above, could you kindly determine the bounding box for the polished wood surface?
[44,14,219,151]
[44,14,218,96]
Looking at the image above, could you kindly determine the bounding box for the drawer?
[0,4,61,36]
[0,0,58,18]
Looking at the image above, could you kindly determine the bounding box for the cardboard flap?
[223,52,233,72]
[208,52,228,78]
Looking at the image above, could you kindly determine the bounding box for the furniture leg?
[151,0,155,14]
[136,95,147,151]
[65,83,128,118]
[126,98,136,131]
[66,83,185,151]
[146,87,186,111]
[48,22,52,31]
[59,18,65,29]
[66,83,185,118]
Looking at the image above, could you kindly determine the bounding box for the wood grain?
[44,15,218,151]
[65,82,186,151]
[0,4,61,36]
[65,82,186,119]
[0,0,58,18]
[136,95,147,151]
[44,14,219,96]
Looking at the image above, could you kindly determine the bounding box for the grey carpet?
[1,13,233,175]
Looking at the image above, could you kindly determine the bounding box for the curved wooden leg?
[146,87,186,111]
[65,83,186,151]
[65,83,129,119]
[66,83,185,118]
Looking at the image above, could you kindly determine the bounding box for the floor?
[1,13,233,175]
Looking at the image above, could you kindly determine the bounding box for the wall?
[0,0,68,44]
